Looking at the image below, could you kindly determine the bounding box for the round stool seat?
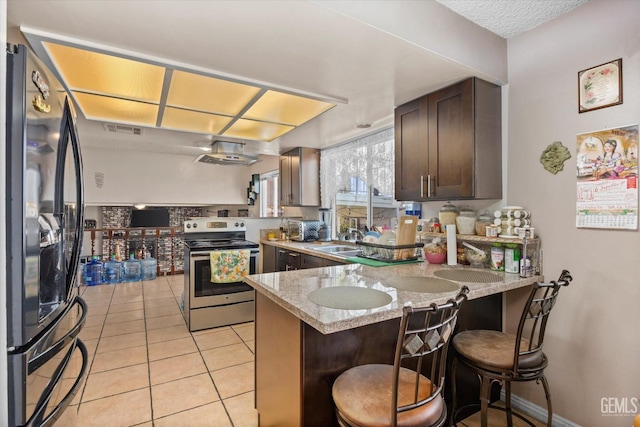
[332,364,445,427]
[453,330,544,371]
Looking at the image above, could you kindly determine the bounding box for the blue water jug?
[104,256,123,284]
[141,252,157,281]
[84,256,104,286]
[123,253,142,283]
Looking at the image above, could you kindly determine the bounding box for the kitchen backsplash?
[101,206,205,228]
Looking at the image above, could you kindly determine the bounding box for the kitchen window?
[320,127,399,238]
[259,170,280,217]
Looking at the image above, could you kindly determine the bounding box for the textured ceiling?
[436,0,590,39]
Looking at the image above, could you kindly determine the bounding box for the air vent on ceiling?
[102,123,144,136]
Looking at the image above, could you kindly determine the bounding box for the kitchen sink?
[311,245,362,258]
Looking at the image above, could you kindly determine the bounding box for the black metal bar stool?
[332,287,469,427]
[450,270,573,427]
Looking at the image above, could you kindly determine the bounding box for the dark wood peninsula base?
[254,291,502,427]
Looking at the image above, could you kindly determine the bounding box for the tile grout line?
[141,278,155,426]
[191,323,236,426]
[75,284,116,413]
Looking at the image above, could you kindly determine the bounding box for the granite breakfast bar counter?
[244,262,541,427]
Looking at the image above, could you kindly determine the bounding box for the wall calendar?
[576,124,638,230]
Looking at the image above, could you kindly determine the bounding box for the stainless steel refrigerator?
[6,44,88,427]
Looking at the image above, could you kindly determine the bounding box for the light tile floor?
[57,274,545,427]
[56,274,258,427]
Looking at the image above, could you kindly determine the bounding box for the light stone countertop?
[247,240,542,334]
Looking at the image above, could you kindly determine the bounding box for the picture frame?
[578,58,622,113]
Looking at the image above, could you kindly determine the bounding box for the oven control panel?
[184,218,246,233]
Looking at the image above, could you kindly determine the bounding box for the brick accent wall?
[99,206,205,274]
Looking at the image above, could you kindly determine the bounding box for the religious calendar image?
[576,124,638,230]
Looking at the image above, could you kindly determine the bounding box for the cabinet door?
[300,254,324,269]
[395,96,429,201]
[289,149,301,205]
[280,147,319,207]
[277,248,289,271]
[428,78,474,199]
[279,155,291,206]
[262,245,278,273]
[301,254,346,269]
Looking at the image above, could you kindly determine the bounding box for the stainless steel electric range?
[182,218,259,331]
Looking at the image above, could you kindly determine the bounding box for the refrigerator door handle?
[25,338,89,427]
[28,296,87,374]
[66,98,85,295]
[55,97,85,301]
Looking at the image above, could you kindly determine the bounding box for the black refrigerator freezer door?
[5,44,85,349]
[7,296,88,427]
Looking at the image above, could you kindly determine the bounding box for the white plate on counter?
[378,231,396,245]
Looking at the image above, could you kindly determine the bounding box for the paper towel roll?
[447,224,457,265]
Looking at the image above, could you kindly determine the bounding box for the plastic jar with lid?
[504,243,520,274]
[475,210,494,236]
[490,243,505,271]
[426,217,441,233]
[438,201,459,228]
[456,207,477,235]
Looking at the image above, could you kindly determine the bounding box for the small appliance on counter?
[317,208,332,242]
[287,219,322,241]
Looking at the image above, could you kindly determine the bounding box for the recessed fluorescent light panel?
[31,33,340,142]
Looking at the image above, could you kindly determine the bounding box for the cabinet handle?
[289,253,299,258]
[427,174,432,197]
[420,175,424,198]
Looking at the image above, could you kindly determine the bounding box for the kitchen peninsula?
[244,245,541,426]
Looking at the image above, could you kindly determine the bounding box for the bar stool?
[332,287,469,427]
[450,270,573,427]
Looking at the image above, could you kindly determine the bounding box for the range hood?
[195,141,261,166]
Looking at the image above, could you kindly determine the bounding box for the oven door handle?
[190,250,258,258]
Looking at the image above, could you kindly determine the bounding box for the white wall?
[314,0,508,85]
[507,1,640,425]
[81,147,279,206]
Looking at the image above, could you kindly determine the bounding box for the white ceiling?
[436,0,590,39]
[6,0,588,159]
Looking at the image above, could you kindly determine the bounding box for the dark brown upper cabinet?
[395,77,502,201]
[279,147,320,206]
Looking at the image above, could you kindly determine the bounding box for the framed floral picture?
[578,58,623,113]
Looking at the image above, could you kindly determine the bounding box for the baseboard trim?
[499,390,580,427]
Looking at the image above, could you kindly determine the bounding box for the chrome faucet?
[348,228,364,241]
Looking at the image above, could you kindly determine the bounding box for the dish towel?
[210,250,250,283]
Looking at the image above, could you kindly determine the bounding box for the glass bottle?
[141,251,157,281]
[456,207,477,235]
[123,253,142,283]
[438,201,459,229]
[475,210,494,236]
[104,255,123,284]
